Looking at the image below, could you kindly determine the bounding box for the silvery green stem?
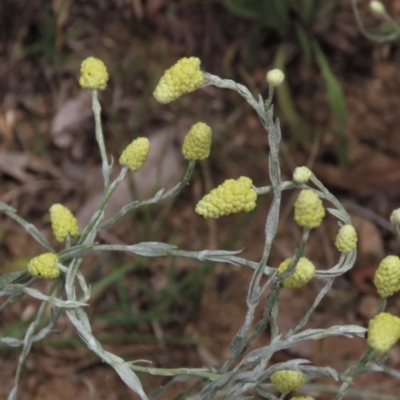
[0,202,53,252]
[310,175,351,224]
[264,85,275,111]
[78,166,128,246]
[130,365,220,381]
[265,227,310,341]
[64,168,127,297]
[334,348,374,400]
[66,307,149,400]
[276,227,310,282]
[203,75,284,378]
[7,280,60,400]
[92,89,111,189]
[378,297,387,313]
[291,278,334,335]
[350,0,400,43]
[100,160,196,229]
[229,107,282,362]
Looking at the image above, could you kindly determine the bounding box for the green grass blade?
[313,40,349,167]
[274,45,310,148]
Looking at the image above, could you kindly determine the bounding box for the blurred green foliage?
[224,0,349,167]
[20,3,82,66]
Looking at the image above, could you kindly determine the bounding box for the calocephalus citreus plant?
[1,54,400,400]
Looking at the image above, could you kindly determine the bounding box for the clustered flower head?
[278,257,316,288]
[50,204,80,242]
[27,253,60,280]
[368,312,400,353]
[335,224,357,253]
[271,370,306,393]
[182,122,212,160]
[369,1,385,15]
[293,166,312,183]
[119,137,150,172]
[373,255,400,298]
[195,177,257,219]
[266,69,285,88]
[79,57,109,90]
[153,57,204,104]
[294,189,325,228]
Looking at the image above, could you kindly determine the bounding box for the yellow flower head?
[271,370,306,393]
[119,137,150,172]
[278,257,316,288]
[182,122,212,160]
[373,255,400,298]
[266,69,285,87]
[368,312,400,353]
[290,397,316,400]
[79,57,109,90]
[27,253,60,280]
[293,166,312,183]
[294,189,325,228]
[153,57,204,104]
[335,224,357,253]
[50,204,80,242]
[196,177,257,219]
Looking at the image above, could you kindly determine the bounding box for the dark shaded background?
[2,0,400,399]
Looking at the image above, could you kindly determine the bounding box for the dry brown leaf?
[0,152,36,182]
[131,0,144,19]
[50,90,92,148]
[351,215,384,261]
[0,108,16,144]
[145,0,166,15]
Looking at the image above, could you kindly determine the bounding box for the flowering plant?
[1,52,400,400]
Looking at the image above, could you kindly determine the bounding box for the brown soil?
[2,0,400,399]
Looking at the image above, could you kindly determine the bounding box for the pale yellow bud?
[293,166,312,183]
[369,1,385,15]
[266,69,285,87]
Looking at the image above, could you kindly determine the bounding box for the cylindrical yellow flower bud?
[335,224,357,253]
[369,1,385,15]
[49,204,80,242]
[153,57,204,104]
[278,257,316,288]
[119,137,150,172]
[293,166,312,183]
[182,122,212,160]
[294,189,325,228]
[266,69,285,87]
[271,370,306,393]
[27,253,60,280]
[373,255,400,298]
[79,57,109,90]
[391,208,400,225]
[195,176,257,219]
[368,312,400,353]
